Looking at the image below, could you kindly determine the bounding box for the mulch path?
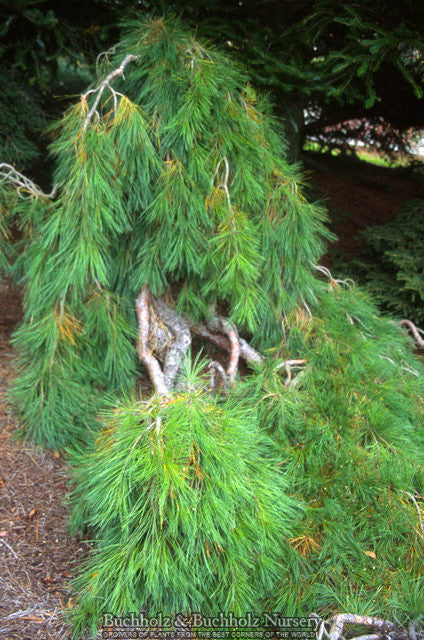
[0,279,90,640]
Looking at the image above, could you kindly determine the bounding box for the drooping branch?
[0,163,57,200]
[399,319,424,348]
[82,54,139,131]
[135,287,170,396]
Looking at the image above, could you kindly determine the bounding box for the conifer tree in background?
[1,14,424,637]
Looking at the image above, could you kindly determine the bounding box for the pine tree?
[68,358,300,637]
[2,14,424,638]
[5,15,331,447]
[236,286,424,617]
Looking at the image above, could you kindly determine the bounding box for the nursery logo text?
[101,613,319,639]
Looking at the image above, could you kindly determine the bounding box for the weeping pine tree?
[1,14,424,637]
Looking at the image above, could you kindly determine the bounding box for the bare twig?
[211,156,236,222]
[207,361,229,390]
[96,44,117,76]
[399,319,424,348]
[0,164,57,200]
[274,359,307,386]
[0,537,18,559]
[313,263,354,289]
[135,287,170,396]
[82,53,139,131]
[380,354,420,377]
[329,614,398,640]
[404,490,424,539]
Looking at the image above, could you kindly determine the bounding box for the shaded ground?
[0,153,423,639]
[0,279,89,640]
[303,151,424,259]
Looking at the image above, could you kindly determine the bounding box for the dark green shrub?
[336,199,424,324]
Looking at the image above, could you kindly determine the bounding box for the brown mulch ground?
[304,152,424,258]
[0,279,89,640]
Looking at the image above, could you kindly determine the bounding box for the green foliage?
[68,286,424,632]
[301,2,424,103]
[154,0,424,156]
[4,14,424,632]
[235,285,424,617]
[0,182,23,279]
[159,0,424,103]
[0,1,121,82]
[68,359,299,636]
[336,199,424,324]
[9,15,331,447]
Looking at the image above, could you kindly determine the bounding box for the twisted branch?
[135,287,170,397]
[191,322,263,365]
[207,314,249,380]
[135,290,264,394]
[311,612,420,640]
[0,163,57,199]
[222,322,240,381]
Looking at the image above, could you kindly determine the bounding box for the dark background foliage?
[3,0,424,163]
